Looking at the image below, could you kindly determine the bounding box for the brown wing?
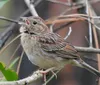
[38,33,79,59]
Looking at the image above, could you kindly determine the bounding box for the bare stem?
[24,0,38,16]
[0,34,21,55]
[85,0,93,47]
[64,27,72,40]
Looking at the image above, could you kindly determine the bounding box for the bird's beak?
[18,17,26,25]
[20,17,26,21]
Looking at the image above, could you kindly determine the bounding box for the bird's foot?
[40,67,56,84]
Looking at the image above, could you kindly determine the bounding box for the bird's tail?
[80,60,100,77]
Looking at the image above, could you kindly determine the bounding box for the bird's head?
[19,16,49,35]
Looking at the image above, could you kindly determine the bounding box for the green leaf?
[0,62,18,81]
[0,62,5,70]
[2,69,18,81]
[0,0,10,9]
[9,57,19,69]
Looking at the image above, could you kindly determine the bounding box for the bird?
[19,16,100,77]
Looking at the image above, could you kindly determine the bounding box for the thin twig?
[49,8,70,32]
[47,0,72,6]
[75,46,100,53]
[17,50,24,75]
[54,21,74,32]
[0,34,21,55]
[24,0,38,16]
[49,6,81,32]
[85,0,93,47]
[46,14,100,30]
[0,16,18,23]
[8,44,21,66]
[85,36,90,45]
[64,27,72,40]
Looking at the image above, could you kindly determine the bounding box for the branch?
[47,0,72,6]
[64,27,72,40]
[75,46,100,53]
[85,0,93,47]
[0,16,18,23]
[0,70,43,85]
[24,0,38,16]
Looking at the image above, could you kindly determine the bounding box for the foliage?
[0,58,19,81]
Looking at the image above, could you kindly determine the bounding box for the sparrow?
[19,16,100,77]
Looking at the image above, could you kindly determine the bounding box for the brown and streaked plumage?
[20,16,100,77]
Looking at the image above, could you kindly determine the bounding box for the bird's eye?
[33,21,37,25]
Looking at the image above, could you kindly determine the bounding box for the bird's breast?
[20,33,66,69]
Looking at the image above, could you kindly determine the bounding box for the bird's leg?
[40,67,55,83]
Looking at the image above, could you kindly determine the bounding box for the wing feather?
[38,33,79,59]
